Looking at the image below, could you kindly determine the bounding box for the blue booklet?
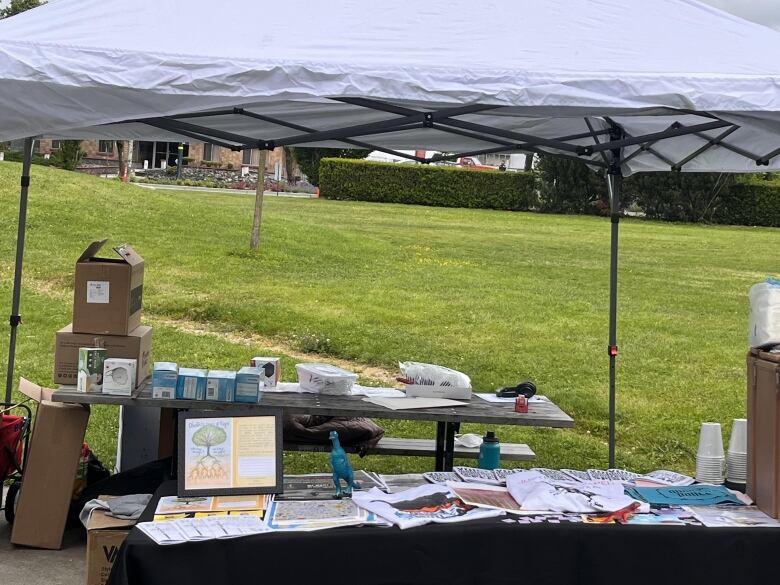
[625,485,743,507]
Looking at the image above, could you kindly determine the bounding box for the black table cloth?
[109,481,780,585]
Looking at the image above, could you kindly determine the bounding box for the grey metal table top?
[52,384,573,428]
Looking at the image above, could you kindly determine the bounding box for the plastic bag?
[749,278,780,348]
[398,362,471,388]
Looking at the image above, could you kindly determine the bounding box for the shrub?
[319,158,536,211]
[712,182,780,227]
[226,163,234,170]
[536,155,608,214]
[290,148,370,186]
[50,140,85,171]
[625,172,734,223]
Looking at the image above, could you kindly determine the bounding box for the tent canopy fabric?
[1,0,780,174]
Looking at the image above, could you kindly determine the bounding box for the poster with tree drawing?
[184,417,233,490]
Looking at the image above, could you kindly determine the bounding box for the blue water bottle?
[478,431,501,470]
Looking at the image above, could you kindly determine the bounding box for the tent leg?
[606,171,622,469]
[4,137,34,404]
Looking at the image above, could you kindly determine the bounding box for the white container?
[295,363,357,395]
[103,358,137,396]
[749,279,780,348]
[728,418,748,454]
[697,422,724,458]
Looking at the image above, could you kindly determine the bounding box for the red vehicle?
[455,156,498,170]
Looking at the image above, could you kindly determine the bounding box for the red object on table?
[514,396,528,413]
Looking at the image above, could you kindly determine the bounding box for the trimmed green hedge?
[713,183,780,227]
[319,158,536,211]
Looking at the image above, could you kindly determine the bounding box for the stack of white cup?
[726,418,747,485]
[696,422,725,484]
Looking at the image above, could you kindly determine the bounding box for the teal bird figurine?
[329,430,355,498]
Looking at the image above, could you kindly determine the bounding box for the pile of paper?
[266,498,389,531]
[138,515,269,545]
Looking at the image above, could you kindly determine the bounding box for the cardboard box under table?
[11,378,90,549]
[72,240,144,335]
[54,323,152,388]
[86,502,137,585]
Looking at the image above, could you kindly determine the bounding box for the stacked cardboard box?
[54,240,152,389]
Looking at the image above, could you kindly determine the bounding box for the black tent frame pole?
[5,137,34,404]
[606,161,622,469]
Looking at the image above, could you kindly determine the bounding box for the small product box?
[250,357,281,387]
[102,358,137,396]
[77,347,108,393]
[206,370,236,402]
[235,366,263,403]
[295,363,358,396]
[176,368,207,400]
[152,362,178,399]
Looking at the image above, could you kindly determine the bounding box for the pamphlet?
[686,505,780,528]
[155,494,269,517]
[446,482,526,513]
[183,415,277,492]
[352,484,503,529]
[138,515,269,545]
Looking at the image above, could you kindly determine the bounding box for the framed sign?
[177,408,283,497]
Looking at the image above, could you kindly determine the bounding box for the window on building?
[242,149,260,166]
[50,140,61,150]
[98,140,115,154]
[203,143,218,162]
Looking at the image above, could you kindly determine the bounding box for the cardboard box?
[103,358,137,396]
[235,366,262,403]
[152,362,178,399]
[11,378,90,549]
[206,370,236,401]
[73,240,144,335]
[86,501,137,585]
[250,357,281,387]
[176,368,207,400]
[747,349,780,517]
[54,324,152,388]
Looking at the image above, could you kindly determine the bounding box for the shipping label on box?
[152,362,178,399]
[235,366,262,403]
[176,368,207,400]
[85,501,136,585]
[206,370,236,401]
[250,357,281,387]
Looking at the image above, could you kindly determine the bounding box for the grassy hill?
[1,161,777,473]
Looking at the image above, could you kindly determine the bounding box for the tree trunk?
[127,140,135,179]
[116,141,125,180]
[283,147,296,183]
[250,150,269,249]
[524,153,534,172]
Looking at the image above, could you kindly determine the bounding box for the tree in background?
[536,155,608,214]
[624,172,734,223]
[0,0,43,18]
[51,140,84,171]
[290,147,370,186]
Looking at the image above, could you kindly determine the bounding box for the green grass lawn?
[1,162,777,475]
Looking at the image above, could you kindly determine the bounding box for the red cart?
[0,402,31,524]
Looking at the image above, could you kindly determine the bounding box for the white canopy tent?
[2,0,780,466]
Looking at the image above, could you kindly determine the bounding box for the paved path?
[131,182,316,197]
[0,488,85,585]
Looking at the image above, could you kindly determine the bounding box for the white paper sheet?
[362,397,469,410]
[474,393,548,404]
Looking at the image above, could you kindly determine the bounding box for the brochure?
[138,515,269,545]
[155,494,270,517]
[446,482,526,513]
[352,484,503,529]
[686,505,780,528]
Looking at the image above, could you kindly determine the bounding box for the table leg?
[435,422,446,471]
[443,422,457,472]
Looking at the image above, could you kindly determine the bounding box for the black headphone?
[495,380,537,399]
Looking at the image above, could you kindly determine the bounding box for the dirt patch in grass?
[152,317,398,386]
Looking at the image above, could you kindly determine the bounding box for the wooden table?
[53,384,573,470]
